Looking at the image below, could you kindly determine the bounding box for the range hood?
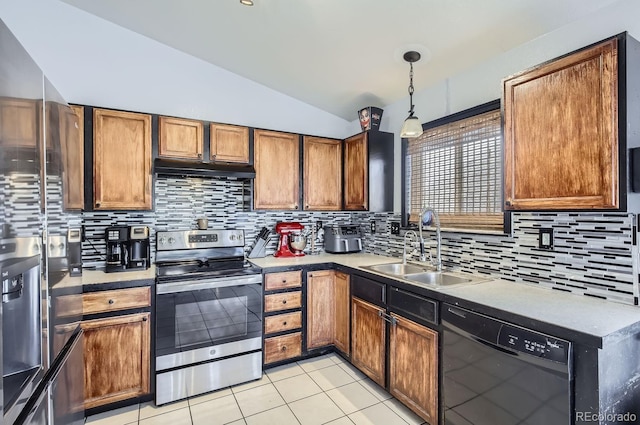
[154,158,256,179]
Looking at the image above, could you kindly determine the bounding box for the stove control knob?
[168,237,175,244]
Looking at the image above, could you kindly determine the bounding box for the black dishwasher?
[442,304,572,425]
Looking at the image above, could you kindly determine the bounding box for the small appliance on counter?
[248,227,271,258]
[105,226,129,272]
[324,224,363,253]
[127,226,150,270]
[274,222,306,257]
[67,228,83,276]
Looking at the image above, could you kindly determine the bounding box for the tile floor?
[85,353,427,425]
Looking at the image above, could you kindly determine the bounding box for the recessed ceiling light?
[240,0,254,5]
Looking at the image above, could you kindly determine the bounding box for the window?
[402,100,505,232]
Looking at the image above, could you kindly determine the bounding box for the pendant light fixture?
[400,51,423,138]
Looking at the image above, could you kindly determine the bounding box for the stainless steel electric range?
[154,229,263,405]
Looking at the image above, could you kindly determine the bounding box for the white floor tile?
[245,405,300,425]
[138,407,192,425]
[358,379,393,401]
[308,364,355,391]
[324,417,355,425]
[288,393,345,425]
[325,382,380,415]
[297,355,336,372]
[336,361,367,381]
[234,383,286,417]
[139,400,189,420]
[86,403,139,425]
[273,373,323,403]
[383,398,426,425]
[226,420,247,425]
[231,374,271,393]
[188,387,233,406]
[326,352,348,365]
[265,362,306,382]
[190,394,243,425]
[348,403,407,425]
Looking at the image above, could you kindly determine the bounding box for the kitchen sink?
[403,271,472,286]
[363,262,429,275]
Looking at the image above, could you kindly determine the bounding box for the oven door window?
[156,283,262,357]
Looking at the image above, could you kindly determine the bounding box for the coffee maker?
[274,222,306,258]
[105,226,128,273]
[127,226,150,270]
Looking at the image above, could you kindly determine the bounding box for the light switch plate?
[539,228,553,249]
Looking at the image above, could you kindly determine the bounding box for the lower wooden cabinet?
[81,312,150,409]
[351,297,386,387]
[389,314,438,424]
[307,270,335,349]
[264,332,302,364]
[334,272,350,356]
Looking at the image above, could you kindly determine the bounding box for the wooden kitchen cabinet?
[0,98,38,148]
[334,271,350,356]
[344,133,368,210]
[307,270,335,349]
[158,116,204,160]
[343,131,394,212]
[503,34,640,211]
[59,104,84,210]
[389,314,438,424]
[81,312,150,409]
[210,123,250,163]
[93,108,152,210]
[254,129,300,209]
[303,136,342,210]
[351,297,386,386]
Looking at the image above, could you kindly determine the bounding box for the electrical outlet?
[370,220,376,233]
[390,222,400,235]
[539,228,553,249]
[317,221,323,231]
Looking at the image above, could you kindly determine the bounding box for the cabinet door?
[503,38,618,210]
[351,297,385,386]
[344,132,368,210]
[389,314,438,424]
[334,271,350,356]
[210,123,249,163]
[0,98,38,148]
[60,104,84,210]
[81,312,150,409]
[254,129,300,209]
[303,136,342,210]
[307,270,335,350]
[93,109,152,210]
[158,116,203,160]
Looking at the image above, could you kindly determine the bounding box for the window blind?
[405,109,503,231]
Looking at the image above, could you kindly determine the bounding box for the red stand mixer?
[274,222,306,257]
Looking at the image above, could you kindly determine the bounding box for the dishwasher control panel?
[498,324,570,364]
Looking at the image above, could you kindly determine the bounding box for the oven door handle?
[157,274,262,294]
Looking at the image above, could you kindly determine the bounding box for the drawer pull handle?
[108,299,115,305]
[142,317,148,322]
[282,300,287,304]
[281,345,287,352]
[283,321,287,326]
[282,279,287,283]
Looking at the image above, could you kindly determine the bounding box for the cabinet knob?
[283,321,287,326]
[309,274,313,277]
[108,299,115,305]
[281,345,287,352]
[282,279,287,283]
[294,204,298,209]
[282,299,287,304]
[505,200,512,206]
[198,153,202,159]
[142,317,148,322]
[96,202,101,208]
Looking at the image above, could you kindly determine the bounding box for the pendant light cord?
[408,62,415,116]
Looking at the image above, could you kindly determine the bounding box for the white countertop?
[54,266,156,290]
[250,252,640,345]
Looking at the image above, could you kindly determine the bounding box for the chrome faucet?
[402,230,418,264]
[418,207,442,271]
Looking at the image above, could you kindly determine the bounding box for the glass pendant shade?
[401,115,423,138]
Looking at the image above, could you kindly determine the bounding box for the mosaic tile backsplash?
[70,175,639,306]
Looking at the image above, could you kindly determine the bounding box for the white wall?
[373,0,640,211]
[0,0,351,139]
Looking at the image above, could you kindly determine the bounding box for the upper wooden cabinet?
[254,129,300,210]
[158,116,203,160]
[93,108,152,210]
[343,131,394,212]
[303,136,342,210]
[503,33,640,211]
[59,104,84,210]
[210,123,250,163]
[0,98,38,148]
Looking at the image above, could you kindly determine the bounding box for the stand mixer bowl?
[289,233,307,252]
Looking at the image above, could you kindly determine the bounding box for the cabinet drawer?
[352,275,385,306]
[264,332,302,364]
[265,271,302,291]
[264,291,302,313]
[264,311,302,334]
[82,287,151,315]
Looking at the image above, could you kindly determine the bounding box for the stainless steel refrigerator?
[0,18,84,425]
